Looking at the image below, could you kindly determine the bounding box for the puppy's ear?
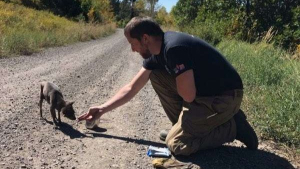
[67,101,74,106]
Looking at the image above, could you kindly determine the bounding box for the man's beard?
[140,49,152,59]
[139,43,152,59]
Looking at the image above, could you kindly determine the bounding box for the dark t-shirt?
[143,31,243,96]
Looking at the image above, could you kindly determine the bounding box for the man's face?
[125,34,152,59]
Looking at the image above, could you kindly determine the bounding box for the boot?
[234,109,258,150]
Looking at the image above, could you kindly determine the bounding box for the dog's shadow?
[43,118,53,124]
[43,117,108,139]
[58,122,88,139]
[43,118,87,139]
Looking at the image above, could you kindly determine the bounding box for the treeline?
[1,0,173,26]
[110,0,174,27]
[2,0,299,51]
[170,0,300,51]
[2,0,114,23]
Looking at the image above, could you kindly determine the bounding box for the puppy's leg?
[50,106,57,125]
[39,84,44,119]
[49,94,59,125]
[58,110,61,124]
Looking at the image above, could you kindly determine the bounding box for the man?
[78,17,258,155]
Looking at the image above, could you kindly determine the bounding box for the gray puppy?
[39,82,76,125]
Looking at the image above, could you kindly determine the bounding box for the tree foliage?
[171,0,201,27]
[156,6,174,26]
[134,0,147,16]
[172,0,300,50]
[146,0,158,17]
[113,0,131,27]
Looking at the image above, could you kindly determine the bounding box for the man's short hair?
[124,17,164,40]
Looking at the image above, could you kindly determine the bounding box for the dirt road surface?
[0,29,299,169]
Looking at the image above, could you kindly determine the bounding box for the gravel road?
[0,29,298,169]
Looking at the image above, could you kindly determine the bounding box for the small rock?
[111,164,119,168]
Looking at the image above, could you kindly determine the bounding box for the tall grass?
[217,40,300,148]
[180,19,231,46]
[0,1,116,57]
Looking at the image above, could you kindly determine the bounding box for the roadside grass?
[0,1,116,57]
[217,40,300,149]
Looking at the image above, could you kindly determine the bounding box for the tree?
[146,0,158,17]
[172,0,201,27]
[110,0,120,17]
[156,6,167,25]
[117,0,131,20]
[134,0,147,16]
[130,0,136,18]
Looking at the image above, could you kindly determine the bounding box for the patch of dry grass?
[0,1,116,57]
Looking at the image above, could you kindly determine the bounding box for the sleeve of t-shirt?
[167,46,193,77]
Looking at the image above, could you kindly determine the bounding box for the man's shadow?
[175,145,296,169]
[44,118,163,147]
[90,131,295,168]
[90,132,166,147]
[43,119,295,169]
[43,117,164,146]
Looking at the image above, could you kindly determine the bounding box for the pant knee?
[166,137,196,156]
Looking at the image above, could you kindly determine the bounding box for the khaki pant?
[150,69,243,156]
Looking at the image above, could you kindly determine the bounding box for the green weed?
[218,40,300,148]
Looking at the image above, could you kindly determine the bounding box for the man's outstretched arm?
[78,67,151,121]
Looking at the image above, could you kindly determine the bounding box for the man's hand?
[77,106,105,122]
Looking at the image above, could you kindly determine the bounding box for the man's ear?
[142,34,150,43]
